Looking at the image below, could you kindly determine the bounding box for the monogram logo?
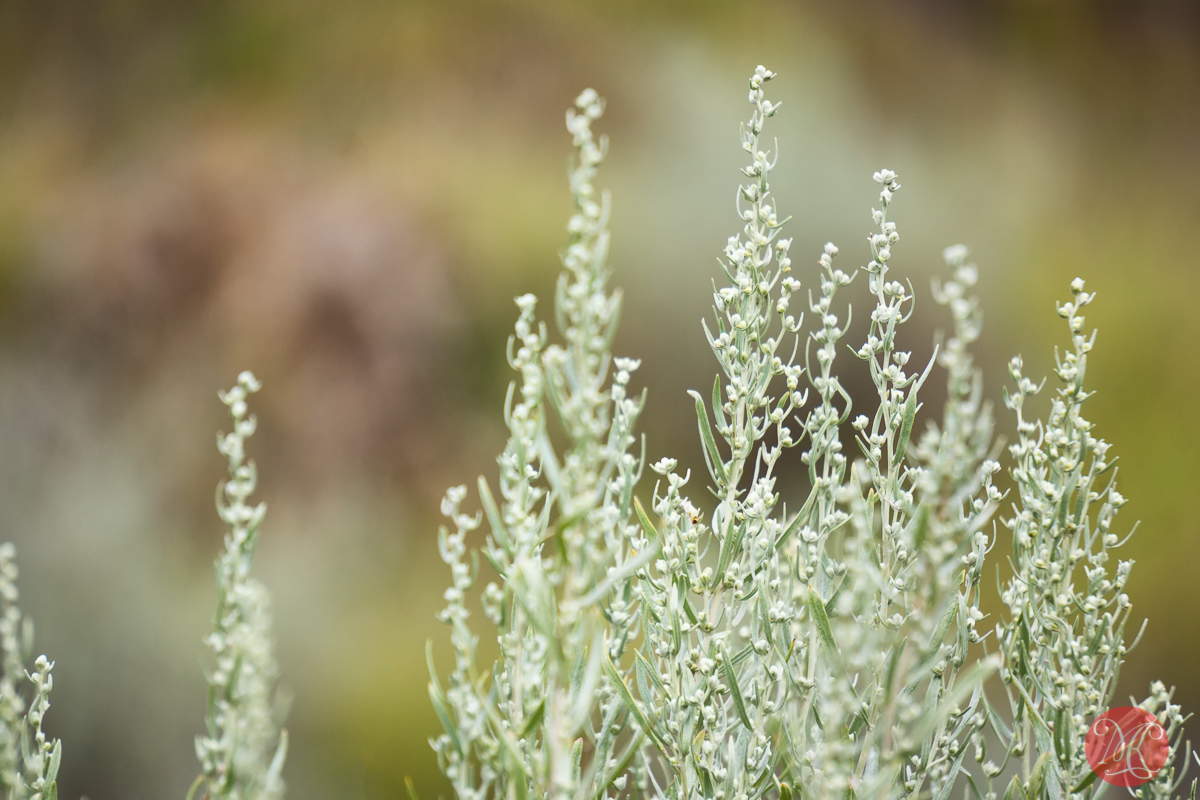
[1085,707,1170,787]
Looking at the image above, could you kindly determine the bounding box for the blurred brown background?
[0,0,1197,797]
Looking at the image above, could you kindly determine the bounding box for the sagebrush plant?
[430,67,1197,800]
[0,545,61,800]
[191,371,288,800]
[0,373,288,800]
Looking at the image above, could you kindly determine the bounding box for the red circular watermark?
[1085,706,1170,787]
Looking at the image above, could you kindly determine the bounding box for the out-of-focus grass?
[0,1,1197,798]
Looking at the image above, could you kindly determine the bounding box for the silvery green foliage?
[630,67,1000,800]
[0,545,62,800]
[431,87,651,800]
[194,372,287,800]
[432,67,1194,800]
[988,285,1196,799]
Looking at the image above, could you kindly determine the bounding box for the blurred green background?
[0,0,1197,797]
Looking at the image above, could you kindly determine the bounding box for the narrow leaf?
[721,645,753,729]
[926,595,959,654]
[267,729,288,785]
[603,653,670,760]
[185,775,205,800]
[894,388,919,464]
[895,346,937,464]
[807,584,837,652]
[932,746,969,800]
[773,488,818,552]
[712,374,727,430]
[46,740,62,785]
[1001,775,1026,800]
[757,593,774,647]
[1071,768,1099,794]
[635,651,666,695]
[688,390,728,485]
[428,683,462,755]
[882,636,906,706]
[713,518,748,588]
[568,643,588,710]
[426,642,463,755]
[518,698,547,740]
[571,739,584,791]
[912,503,929,551]
[1027,752,1049,799]
[823,576,845,619]
[586,697,625,795]
[725,729,750,798]
[478,477,510,552]
[568,633,605,734]
[633,496,659,541]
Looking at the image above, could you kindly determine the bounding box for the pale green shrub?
[0,375,287,800]
[0,546,61,800]
[191,371,288,800]
[430,66,1196,800]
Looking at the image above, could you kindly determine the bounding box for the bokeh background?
[0,0,1197,797]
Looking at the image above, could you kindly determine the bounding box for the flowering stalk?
[430,88,650,800]
[629,64,806,800]
[0,544,28,797]
[988,282,1196,799]
[0,545,61,800]
[193,371,287,800]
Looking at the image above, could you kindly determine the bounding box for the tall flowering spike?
[914,245,1000,599]
[21,656,61,800]
[195,371,287,800]
[700,64,803,497]
[0,543,26,795]
[991,280,1150,796]
[986,281,1196,798]
[628,64,815,800]
[0,545,61,800]
[431,87,650,800]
